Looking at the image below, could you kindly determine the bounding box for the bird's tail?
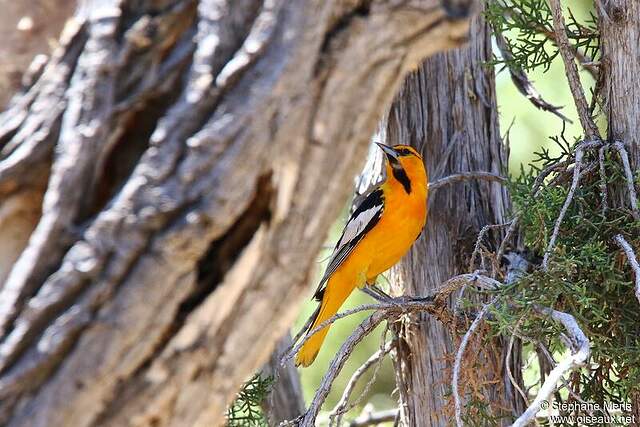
[295,278,352,367]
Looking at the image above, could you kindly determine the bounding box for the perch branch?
[614,234,640,305]
[511,306,590,427]
[291,273,502,425]
[286,272,502,365]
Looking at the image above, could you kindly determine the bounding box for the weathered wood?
[0,0,477,425]
[597,0,640,418]
[384,11,524,426]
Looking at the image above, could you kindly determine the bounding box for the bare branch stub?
[428,171,507,193]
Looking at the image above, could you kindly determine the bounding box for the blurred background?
[294,0,596,420]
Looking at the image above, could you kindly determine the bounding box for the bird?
[295,143,428,367]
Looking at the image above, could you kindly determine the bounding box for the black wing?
[313,188,384,300]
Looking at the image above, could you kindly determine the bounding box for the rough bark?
[0,0,76,285]
[383,12,524,426]
[597,0,640,418]
[0,0,477,425]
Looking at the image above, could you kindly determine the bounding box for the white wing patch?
[313,189,385,300]
[335,205,381,252]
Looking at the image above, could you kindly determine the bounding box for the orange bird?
[296,143,428,367]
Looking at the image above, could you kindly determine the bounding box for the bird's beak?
[375,142,398,160]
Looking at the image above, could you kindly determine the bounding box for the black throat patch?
[391,163,412,194]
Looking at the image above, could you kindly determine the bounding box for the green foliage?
[486,0,599,72]
[489,141,640,422]
[227,373,274,427]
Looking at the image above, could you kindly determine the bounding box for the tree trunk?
[384,12,524,426]
[598,0,640,419]
[0,0,477,425]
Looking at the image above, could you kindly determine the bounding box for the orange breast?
[355,179,427,281]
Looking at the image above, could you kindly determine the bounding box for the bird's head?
[375,143,426,194]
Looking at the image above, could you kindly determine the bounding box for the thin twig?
[512,306,590,427]
[453,298,497,427]
[470,223,510,272]
[506,317,530,407]
[598,144,609,215]
[613,141,640,221]
[282,303,388,366]
[548,0,600,139]
[300,312,386,427]
[494,30,571,123]
[614,234,640,305]
[348,409,399,427]
[497,0,599,79]
[292,274,502,425]
[330,338,393,425]
[543,141,601,269]
[532,160,571,196]
[495,218,519,277]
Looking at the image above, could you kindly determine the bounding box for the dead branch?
[506,318,530,407]
[495,217,519,277]
[613,141,640,220]
[495,0,598,79]
[511,306,590,427]
[348,408,399,427]
[286,273,503,365]
[299,312,387,427]
[542,140,602,269]
[330,338,393,426]
[598,144,609,215]
[494,31,571,123]
[291,273,502,425]
[614,234,640,305]
[548,0,600,139]
[470,223,510,273]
